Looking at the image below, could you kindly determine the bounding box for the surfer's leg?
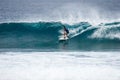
[65,33,67,39]
[64,31,66,39]
[64,32,65,39]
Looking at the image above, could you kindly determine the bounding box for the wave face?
[0,22,120,51]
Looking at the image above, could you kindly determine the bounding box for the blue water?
[0,1,120,80]
[0,0,120,51]
[0,21,120,51]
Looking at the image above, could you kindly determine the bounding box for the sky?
[0,0,120,24]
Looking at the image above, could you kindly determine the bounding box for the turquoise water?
[0,0,120,80]
[0,22,120,51]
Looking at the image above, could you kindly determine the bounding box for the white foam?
[90,24,120,39]
[0,52,120,80]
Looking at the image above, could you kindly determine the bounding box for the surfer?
[63,25,69,39]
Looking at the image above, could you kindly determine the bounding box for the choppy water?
[0,52,120,80]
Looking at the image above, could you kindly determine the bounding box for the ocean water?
[0,0,120,80]
[0,22,120,80]
[0,52,120,80]
[0,12,120,80]
[0,22,120,51]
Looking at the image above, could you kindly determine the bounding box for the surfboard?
[59,35,69,41]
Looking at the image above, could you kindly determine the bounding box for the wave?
[0,21,120,50]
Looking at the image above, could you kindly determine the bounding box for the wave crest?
[0,21,120,49]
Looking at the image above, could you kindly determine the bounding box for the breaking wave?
[0,21,120,51]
